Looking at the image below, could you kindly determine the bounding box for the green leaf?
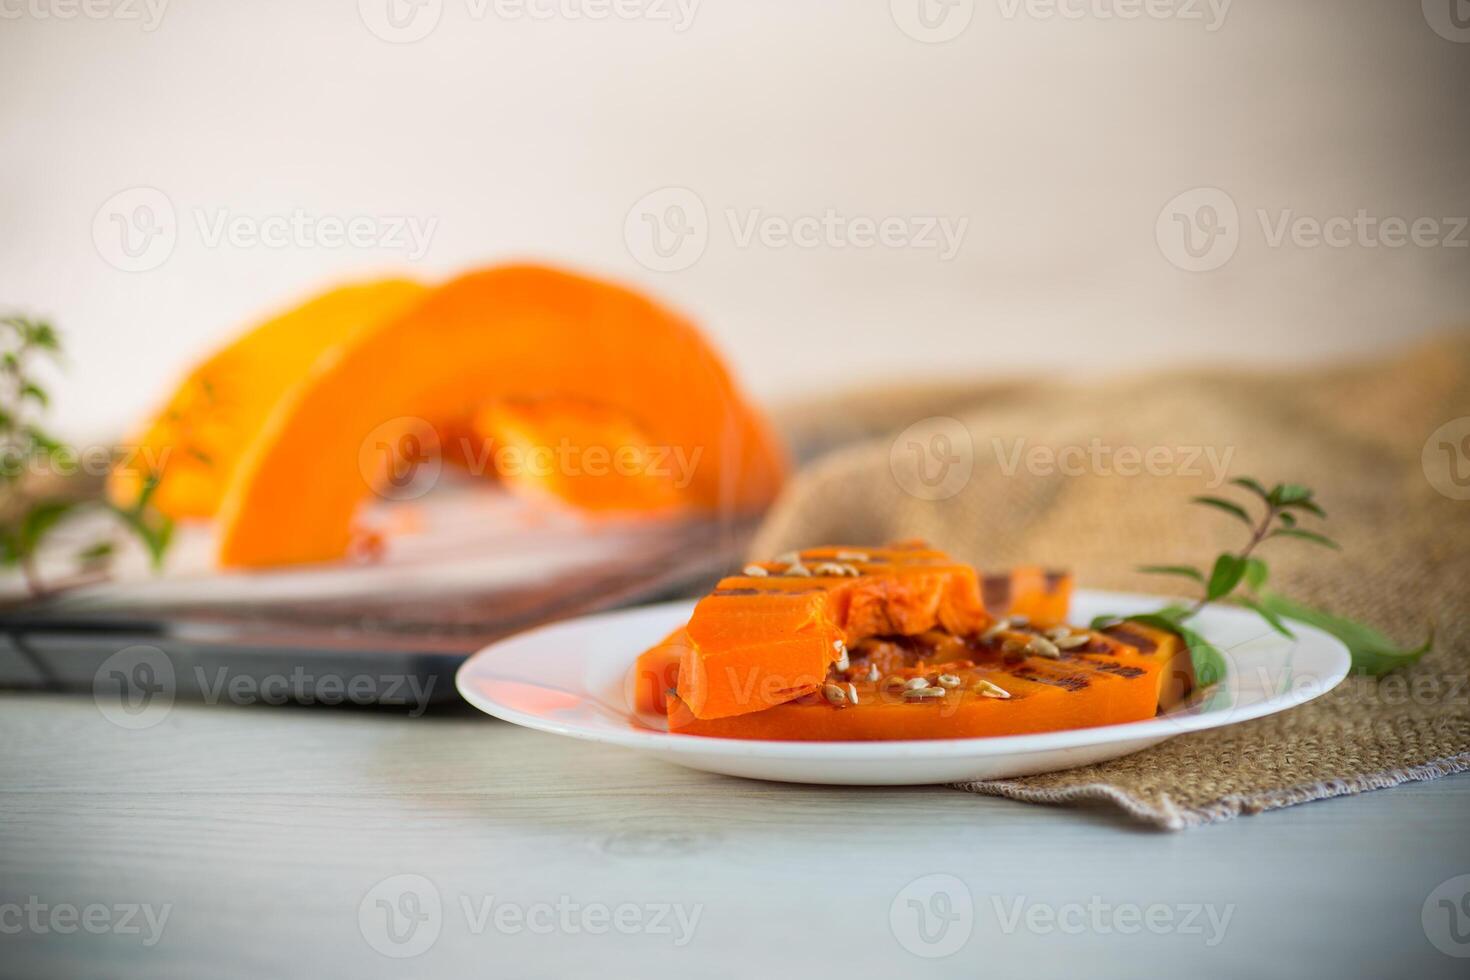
[1243,557,1269,589]
[1206,554,1246,600]
[1191,496,1253,526]
[1255,591,1432,676]
[1268,483,1314,506]
[18,499,76,556]
[1281,498,1326,518]
[1236,596,1295,638]
[19,382,48,407]
[1269,528,1340,550]
[1229,477,1271,500]
[1124,612,1228,689]
[1090,614,1122,630]
[1136,564,1204,583]
[1277,511,1297,527]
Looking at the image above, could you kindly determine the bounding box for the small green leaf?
[1268,483,1313,506]
[1124,612,1228,688]
[1136,564,1204,583]
[1255,591,1432,676]
[1206,554,1247,600]
[1281,498,1326,518]
[1269,528,1340,550]
[1243,557,1269,589]
[1192,496,1253,526]
[1229,477,1271,500]
[1236,596,1295,639]
[18,499,76,556]
[19,382,48,407]
[1090,614,1122,630]
[1277,511,1297,527]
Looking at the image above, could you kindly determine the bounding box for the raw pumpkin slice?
[664,625,1166,741]
[471,397,684,513]
[108,279,427,518]
[215,264,787,567]
[670,543,993,721]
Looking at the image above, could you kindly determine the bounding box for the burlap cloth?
[754,334,1470,829]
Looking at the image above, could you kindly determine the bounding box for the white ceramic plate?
[456,590,1351,785]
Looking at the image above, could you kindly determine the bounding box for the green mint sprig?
[1094,477,1431,683]
[0,315,174,597]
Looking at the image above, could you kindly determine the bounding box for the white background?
[2,0,1468,441]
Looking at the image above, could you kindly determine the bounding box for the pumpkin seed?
[821,683,848,706]
[1027,636,1061,659]
[867,664,881,682]
[982,618,1012,642]
[936,673,962,688]
[835,550,869,562]
[975,679,1011,699]
[786,562,812,577]
[1045,626,1072,641]
[904,677,931,691]
[1055,634,1091,650]
[742,564,768,577]
[846,683,859,705]
[903,686,946,700]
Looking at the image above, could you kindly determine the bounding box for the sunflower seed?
[975,679,1011,699]
[1045,626,1072,641]
[1055,634,1091,650]
[904,677,932,691]
[936,673,962,688]
[1027,636,1061,659]
[867,664,881,682]
[846,683,859,705]
[742,564,768,577]
[786,562,812,577]
[982,618,1012,642]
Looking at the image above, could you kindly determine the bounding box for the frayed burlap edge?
[953,752,1470,831]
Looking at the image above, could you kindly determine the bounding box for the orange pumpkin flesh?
[215,265,786,567]
[108,279,427,518]
[632,545,1197,741]
[668,543,992,721]
[471,398,684,513]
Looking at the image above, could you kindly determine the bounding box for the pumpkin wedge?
[667,543,994,721]
[108,279,427,518]
[215,265,787,567]
[664,621,1172,741]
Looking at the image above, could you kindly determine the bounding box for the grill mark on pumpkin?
[1011,668,1090,692]
[1103,627,1158,653]
[1044,569,1067,593]
[982,574,1012,612]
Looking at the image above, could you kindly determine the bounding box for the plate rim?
[455,589,1352,759]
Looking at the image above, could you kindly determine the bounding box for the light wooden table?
[4,691,1469,979]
